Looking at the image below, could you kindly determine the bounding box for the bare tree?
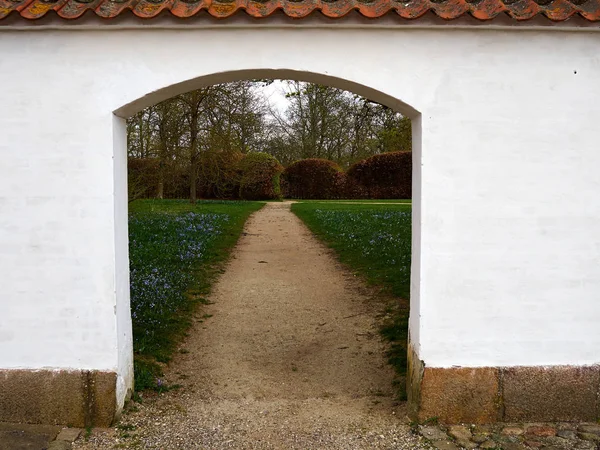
[177,88,214,203]
[264,81,411,168]
[125,79,412,199]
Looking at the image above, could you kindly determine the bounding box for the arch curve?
[114,69,420,119]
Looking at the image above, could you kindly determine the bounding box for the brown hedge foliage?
[282,159,346,200]
[128,151,412,201]
[128,152,245,200]
[339,175,369,199]
[238,152,283,200]
[128,159,191,199]
[128,158,160,200]
[197,150,244,199]
[165,164,189,199]
[347,151,412,199]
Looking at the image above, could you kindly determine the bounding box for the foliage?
[347,151,412,199]
[130,150,413,201]
[127,80,412,202]
[128,81,269,202]
[291,202,412,396]
[281,158,345,199]
[133,358,164,392]
[128,158,191,201]
[197,150,244,199]
[128,158,160,201]
[375,112,412,155]
[273,83,350,165]
[128,199,264,391]
[238,152,283,200]
[163,163,189,199]
[129,211,225,359]
[127,154,244,201]
[270,82,412,168]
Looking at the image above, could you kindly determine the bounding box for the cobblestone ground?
[0,423,80,450]
[418,422,600,450]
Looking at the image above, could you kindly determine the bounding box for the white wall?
[0,28,599,401]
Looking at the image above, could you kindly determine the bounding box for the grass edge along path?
[291,201,411,400]
[295,199,412,204]
[128,199,264,392]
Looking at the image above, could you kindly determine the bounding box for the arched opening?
[113,70,423,425]
[114,69,419,119]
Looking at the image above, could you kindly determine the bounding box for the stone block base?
[408,347,600,424]
[0,369,117,427]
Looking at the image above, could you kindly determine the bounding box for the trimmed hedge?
[128,152,283,201]
[347,151,412,199]
[165,164,189,199]
[128,158,160,200]
[128,151,412,201]
[282,158,345,200]
[239,152,283,200]
[197,150,244,199]
[128,158,190,200]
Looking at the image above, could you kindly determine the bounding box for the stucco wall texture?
[0,27,599,421]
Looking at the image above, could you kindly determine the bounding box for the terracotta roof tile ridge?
[1,0,599,21]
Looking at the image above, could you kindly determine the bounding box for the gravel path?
[75,202,430,450]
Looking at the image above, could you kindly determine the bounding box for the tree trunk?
[138,114,144,158]
[157,161,165,199]
[189,157,197,203]
[157,138,167,199]
[189,117,199,204]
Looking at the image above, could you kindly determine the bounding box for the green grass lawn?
[294,199,411,204]
[291,201,412,398]
[128,199,263,391]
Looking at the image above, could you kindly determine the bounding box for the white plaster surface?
[0,28,599,405]
[113,116,134,407]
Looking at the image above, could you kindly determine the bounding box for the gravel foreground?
[74,202,431,450]
[76,396,430,449]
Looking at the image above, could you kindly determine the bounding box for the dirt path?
[76,202,429,450]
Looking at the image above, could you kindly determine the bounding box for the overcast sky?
[260,80,289,114]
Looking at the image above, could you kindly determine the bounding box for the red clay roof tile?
[1,0,599,21]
